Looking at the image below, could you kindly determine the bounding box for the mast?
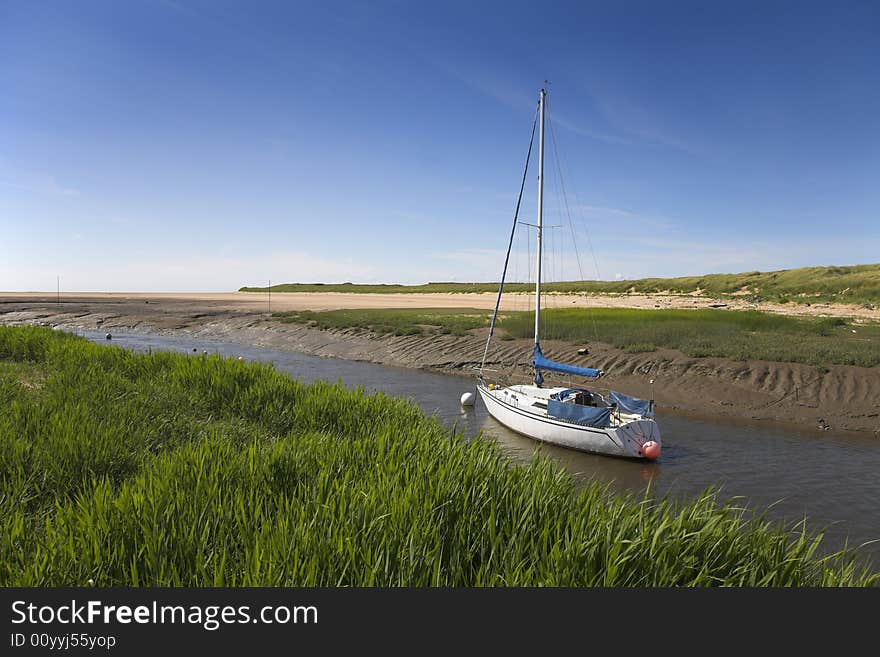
[534,88,545,346]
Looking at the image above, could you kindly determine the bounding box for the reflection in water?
[81,330,880,565]
[479,414,661,493]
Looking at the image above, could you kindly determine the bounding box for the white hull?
[477,383,660,460]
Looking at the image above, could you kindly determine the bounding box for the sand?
[2,292,878,435]
[2,290,878,319]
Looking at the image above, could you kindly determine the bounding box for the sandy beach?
[2,291,878,435]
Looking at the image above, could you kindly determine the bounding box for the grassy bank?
[0,326,875,586]
[242,263,880,305]
[272,307,880,368]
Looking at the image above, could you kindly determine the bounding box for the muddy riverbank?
[2,294,878,435]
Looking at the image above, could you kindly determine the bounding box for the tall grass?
[0,326,875,586]
[241,263,880,305]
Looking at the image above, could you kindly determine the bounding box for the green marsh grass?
[242,263,880,305]
[272,307,880,367]
[501,308,880,367]
[0,326,875,586]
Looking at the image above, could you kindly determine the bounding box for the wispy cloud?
[413,55,691,153]
[427,61,535,115]
[545,109,633,146]
[426,63,633,144]
[605,235,859,280]
[578,205,639,218]
[427,230,877,286]
[0,173,81,197]
[588,90,695,154]
[0,249,380,292]
[573,205,677,230]
[426,248,508,282]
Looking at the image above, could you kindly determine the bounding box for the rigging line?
[526,215,532,291]
[548,180,562,318]
[546,98,586,280]
[546,98,602,343]
[481,101,540,373]
[548,99,603,284]
[548,151,566,310]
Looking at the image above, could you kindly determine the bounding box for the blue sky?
[1,0,878,291]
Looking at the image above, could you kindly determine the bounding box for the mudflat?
[2,292,878,435]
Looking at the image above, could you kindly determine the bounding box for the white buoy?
[237,356,244,361]
[460,391,476,407]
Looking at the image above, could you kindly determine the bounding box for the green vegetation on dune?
[271,307,880,367]
[241,263,880,305]
[243,281,500,294]
[1,326,874,586]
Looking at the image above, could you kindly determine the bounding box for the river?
[84,330,880,566]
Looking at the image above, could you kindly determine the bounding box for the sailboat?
[476,88,662,460]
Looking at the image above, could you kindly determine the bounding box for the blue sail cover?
[547,400,612,428]
[609,391,651,416]
[533,343,603,380]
